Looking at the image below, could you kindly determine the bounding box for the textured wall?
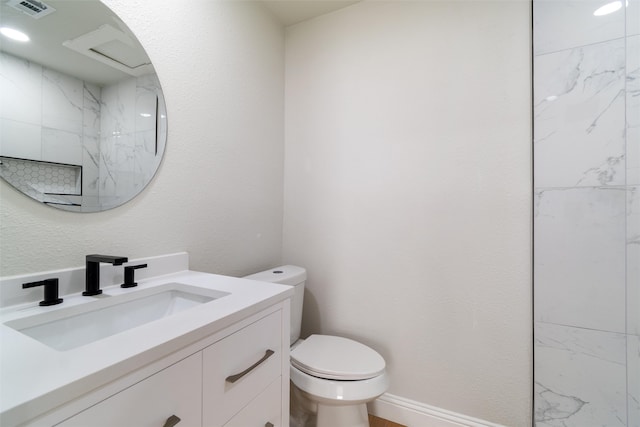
[282,1,532,425]
[0,0,285,277]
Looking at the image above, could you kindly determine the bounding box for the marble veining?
[534,39,626,188]
[96,74,163,211]
[535,382,587,425]
[535,322,627,427]
[628,35,640,185]
[42,68,83,134]
[534,2,638,425]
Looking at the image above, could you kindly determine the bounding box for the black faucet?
[121,264,148,288]
[84,255,128,296]
[23,278,63,306]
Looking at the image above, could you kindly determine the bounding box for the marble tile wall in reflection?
[0,51,163,211]
[0,53,43,160]
[0,52,99,207]
[98,74,161,211]
[534,1,639,426]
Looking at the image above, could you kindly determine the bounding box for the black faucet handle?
[86,255,129,265]
[121,264,148,288]
[23,278,63,306]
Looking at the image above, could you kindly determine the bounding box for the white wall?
[0,0,284,277]
[282,1,532,425]
[1,1,534,424]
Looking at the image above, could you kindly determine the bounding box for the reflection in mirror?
[0,0,167,212]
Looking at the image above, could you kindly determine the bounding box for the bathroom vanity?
[0,253,293,427]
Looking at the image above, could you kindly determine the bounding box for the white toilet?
[244,266,389,427]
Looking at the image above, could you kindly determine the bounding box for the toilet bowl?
[290,335,389,427]
[244,266,389,427]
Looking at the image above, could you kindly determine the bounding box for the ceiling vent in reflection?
[6,0,56,19]
[63,24,153,78]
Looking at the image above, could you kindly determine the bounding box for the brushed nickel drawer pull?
[225,349,275,384]
[163,415,181,427]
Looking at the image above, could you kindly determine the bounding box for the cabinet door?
[203,311,282,426]
[56,353,202,427]
[223,377,281,427]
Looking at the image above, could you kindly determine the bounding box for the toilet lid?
[290,335,386,380]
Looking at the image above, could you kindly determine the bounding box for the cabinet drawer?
[223,377,281,427]
[203,311,282,426]
[56,353,202,427]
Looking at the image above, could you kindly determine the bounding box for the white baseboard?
[368,393,505,427]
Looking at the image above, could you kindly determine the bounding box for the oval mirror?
[0,0,167,212]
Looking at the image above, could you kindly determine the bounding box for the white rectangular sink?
[4,283,229,351]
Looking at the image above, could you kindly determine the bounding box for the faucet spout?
[86,255,128,265]
[84,254,129,296]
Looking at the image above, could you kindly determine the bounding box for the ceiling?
[0,0,360,87]
[262,0,361,26]
[0,0,148,86]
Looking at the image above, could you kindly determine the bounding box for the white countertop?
[0,269,293,426]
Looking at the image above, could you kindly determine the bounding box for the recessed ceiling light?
[0,27,30,42]
[593,1,622,16]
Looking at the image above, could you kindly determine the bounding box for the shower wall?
[0,51,164,211]
[533,1,639,426]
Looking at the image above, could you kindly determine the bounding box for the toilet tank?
[243,265,306,346]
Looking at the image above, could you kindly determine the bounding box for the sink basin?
[4,283,229,351]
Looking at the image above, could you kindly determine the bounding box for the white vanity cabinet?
[203,310,282,427]
[56,353,203,427]
[32,306,287,427]
[223,378,282,427]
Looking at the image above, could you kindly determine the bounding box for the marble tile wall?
[534,1,639,426]
[0,51,163,211]
[98,74,162,211]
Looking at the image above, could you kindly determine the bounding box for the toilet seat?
[290,364,390,404]
[290,335,386,380]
